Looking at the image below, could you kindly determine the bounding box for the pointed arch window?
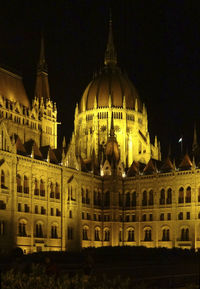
[185,186,191,203]
[55,182,60,199]
[50,182,54,198]
[144,229,152,241]
[94,228,100,241]
[86,189,90,204]
[18,220,27,237]
[162,229,170,241]
[127,229,135,242]
[166,188,172,204]
[51,225,58,238]
[40,179,45,197]
[178,187,184,203]
[142,191,147,206]
[160,189,165,205]
[104,229,110,241]
[149,190,154,205]
[16,174,22,192]
[181,228,189,241]
[34,179,39,195]
[24,176,29,194]
[132,192,136,207]
[35,223,43,238]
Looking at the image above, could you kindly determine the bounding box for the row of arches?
[18,219,59,239]
[16,175,60,199]
[81,226,191,243]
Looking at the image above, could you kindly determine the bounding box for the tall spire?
[104,12,117,66]
[192,122,198,153]
[38,32,48,72]
[35,32,50,100]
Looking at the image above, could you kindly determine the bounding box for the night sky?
[1,1,200,159]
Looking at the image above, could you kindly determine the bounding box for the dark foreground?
[0,246,200,288]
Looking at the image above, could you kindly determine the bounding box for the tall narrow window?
[128,229,134,241]
[94,228,100,241]
[40,180,45,197]
[17,174,22,192]
[160,189,165,205]
[178,187,184,203]
[166,188,172,204]
[149,190,154,205]
[1,170,5,188]
[55,183,60,199]
[132,192,136,207]
[24,176,29,194]
[142,191,147,206]
[185,187,191,203]
[34,179,39,195]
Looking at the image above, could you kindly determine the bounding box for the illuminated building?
[0,20,200,254]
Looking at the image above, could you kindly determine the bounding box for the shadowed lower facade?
[0,21,200,254]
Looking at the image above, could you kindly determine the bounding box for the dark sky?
[1,0,200,159]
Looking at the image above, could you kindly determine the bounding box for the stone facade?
[0,23,199,254]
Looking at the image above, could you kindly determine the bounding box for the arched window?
[18,220,27,237]
[127,229,135,242]
[51,225,58,238]
[185,186,191,203]
[35,223,43,238]
[40,180,45,197]
[160,189,165,205]
[166,188,172,204]
[94,227,100,241]
[181,228,189,241]
[50,182,54,198]
[55,183,60,199]
[178,187,184,203]
[1,170,5,188]
[16,174,22,192]
[81,188,85,203]
[24,176,29,194]
[132,192,136,207]
[162,229,170,241]
[125,192,130,207]
[86,189,90,204]
[142,191,147,206]
[104,229,110,241]
[82,227,89,240]
[149,190,154,205]
[34,179,39,195]
[144,229,152,241]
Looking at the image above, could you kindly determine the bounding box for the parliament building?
[0,20,200,254]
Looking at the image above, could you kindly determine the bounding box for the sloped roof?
[0,67,30,107]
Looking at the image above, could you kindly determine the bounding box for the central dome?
[79,17,142,113]
[80,65,142,112]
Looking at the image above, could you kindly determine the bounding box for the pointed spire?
[38,31,48,72]
[192,122,198,152]
[104,11,117,66]
[35,31,50,100]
